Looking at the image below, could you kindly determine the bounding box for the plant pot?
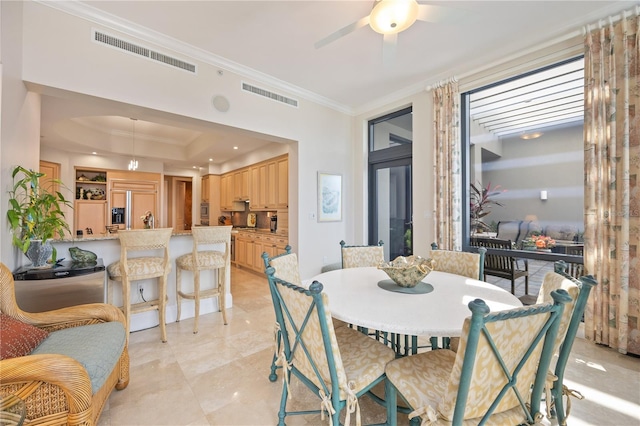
[25,239,53,268]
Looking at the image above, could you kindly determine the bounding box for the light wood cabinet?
[201,175,210,202]
[220,173,233,210]
[249,155,288,211]
[234,230,288,272]
[74,200,107,236]
[276,157,288,209]
[233,169,249,201]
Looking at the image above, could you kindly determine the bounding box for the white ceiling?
[37,1,637,170]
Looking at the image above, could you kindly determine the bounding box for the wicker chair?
[0,262,130,425]
[385,291,572,426]
[107,227,173,343]
[176,225,232,334]
[265,252,396,425]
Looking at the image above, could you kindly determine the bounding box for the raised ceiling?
[37,1,635,170]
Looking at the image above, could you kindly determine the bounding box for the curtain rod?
[583,5,639,34]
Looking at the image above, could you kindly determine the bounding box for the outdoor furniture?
[175,225,232,333]
[107,228,173,343]
[384,290,571,425]
[471,236,529,296]
[0,262,129,426]
[265,252,396,425]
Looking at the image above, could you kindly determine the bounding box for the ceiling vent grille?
[242,82,298,107]
[93,30,196,74]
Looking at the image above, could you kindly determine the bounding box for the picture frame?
[317,172,342,222]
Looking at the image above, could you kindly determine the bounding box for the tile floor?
[98,264,640,425]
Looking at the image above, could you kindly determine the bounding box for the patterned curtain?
[583,11,639,355]
[433,81,462,251]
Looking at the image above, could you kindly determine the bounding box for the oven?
[200,202,210,221]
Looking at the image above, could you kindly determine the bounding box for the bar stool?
[176,225,232,333]
[107,228,173,343]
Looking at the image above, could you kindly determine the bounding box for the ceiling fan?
[315,0,457,64]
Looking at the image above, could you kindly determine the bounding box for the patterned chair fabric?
[107,227,173,343]
[429,246,486,280]
[340,240,384,268]
[385,291,572,426]
[175,225,232,334]
[265,256,396,426]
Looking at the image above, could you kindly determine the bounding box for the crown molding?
[34,0,354,115]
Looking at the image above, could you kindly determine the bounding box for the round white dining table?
[309,267,522,338]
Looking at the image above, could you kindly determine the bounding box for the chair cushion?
[270,253,303,285]
[176,251,225,270]
[107,257,169,280]
[32,322,126,394]
[335,326,395,394]
[0,313,49,359]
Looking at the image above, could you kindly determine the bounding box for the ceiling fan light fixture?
[369,0,419,35]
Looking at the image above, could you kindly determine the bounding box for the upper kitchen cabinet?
[233,169,250,201]
[250,155,288,211]
[75,168,107,201]
[220,173,233,210]
[201,174,211,202]
[74,168,108,234]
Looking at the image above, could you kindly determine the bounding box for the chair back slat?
[440,290,572,424]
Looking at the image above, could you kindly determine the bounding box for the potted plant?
[6,166,73,267]
[470,182,505,233]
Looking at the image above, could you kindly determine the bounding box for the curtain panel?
[433,82,462,251]
[584,11,639,355]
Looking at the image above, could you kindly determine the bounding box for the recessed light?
[233,146,238,150]
[193,166,197,169]
[521,132,543,140]
[92,152,98,155]
[209,158,213,162]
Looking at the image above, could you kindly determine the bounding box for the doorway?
[164,176,193,231]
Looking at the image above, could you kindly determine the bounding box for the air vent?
[242,82,298,107]
[93,30,196,74]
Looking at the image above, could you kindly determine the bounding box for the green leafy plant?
[470,182,505,232]
[6,166,73,254]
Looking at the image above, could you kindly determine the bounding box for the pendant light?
[128,118,139,171]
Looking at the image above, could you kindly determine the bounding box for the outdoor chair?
[265,252,396,426]
[107,227,173,343]
[340,240,384,268]
[175,225,232,334]
[471,236,529,296]
[385,290,572,426]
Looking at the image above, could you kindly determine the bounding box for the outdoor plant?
[470,182,505,232]
[6,165,73,258]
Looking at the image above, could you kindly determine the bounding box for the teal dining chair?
[265,252,396,426]
[385,290,572,426]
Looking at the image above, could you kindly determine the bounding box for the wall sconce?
[540,190,548,201]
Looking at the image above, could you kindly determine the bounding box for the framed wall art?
[317,172,342,222]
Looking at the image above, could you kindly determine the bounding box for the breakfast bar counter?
[52,230,231,333]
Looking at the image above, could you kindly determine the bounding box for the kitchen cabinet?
[233,168,249,201]
[75,168,107,201]
[74,200,108,236]
[201,175,211,202]
[276,157,288,209]
[234,230,288,273]
[220,173,232,210]
[249,155,288,211]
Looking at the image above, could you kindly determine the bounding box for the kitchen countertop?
[56,229,193,242]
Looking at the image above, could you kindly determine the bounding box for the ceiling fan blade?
[382,33,397,66]
[417,4,460,24]
[315,15,370,49]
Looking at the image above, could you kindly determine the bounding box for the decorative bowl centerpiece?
[378,255,435,288]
